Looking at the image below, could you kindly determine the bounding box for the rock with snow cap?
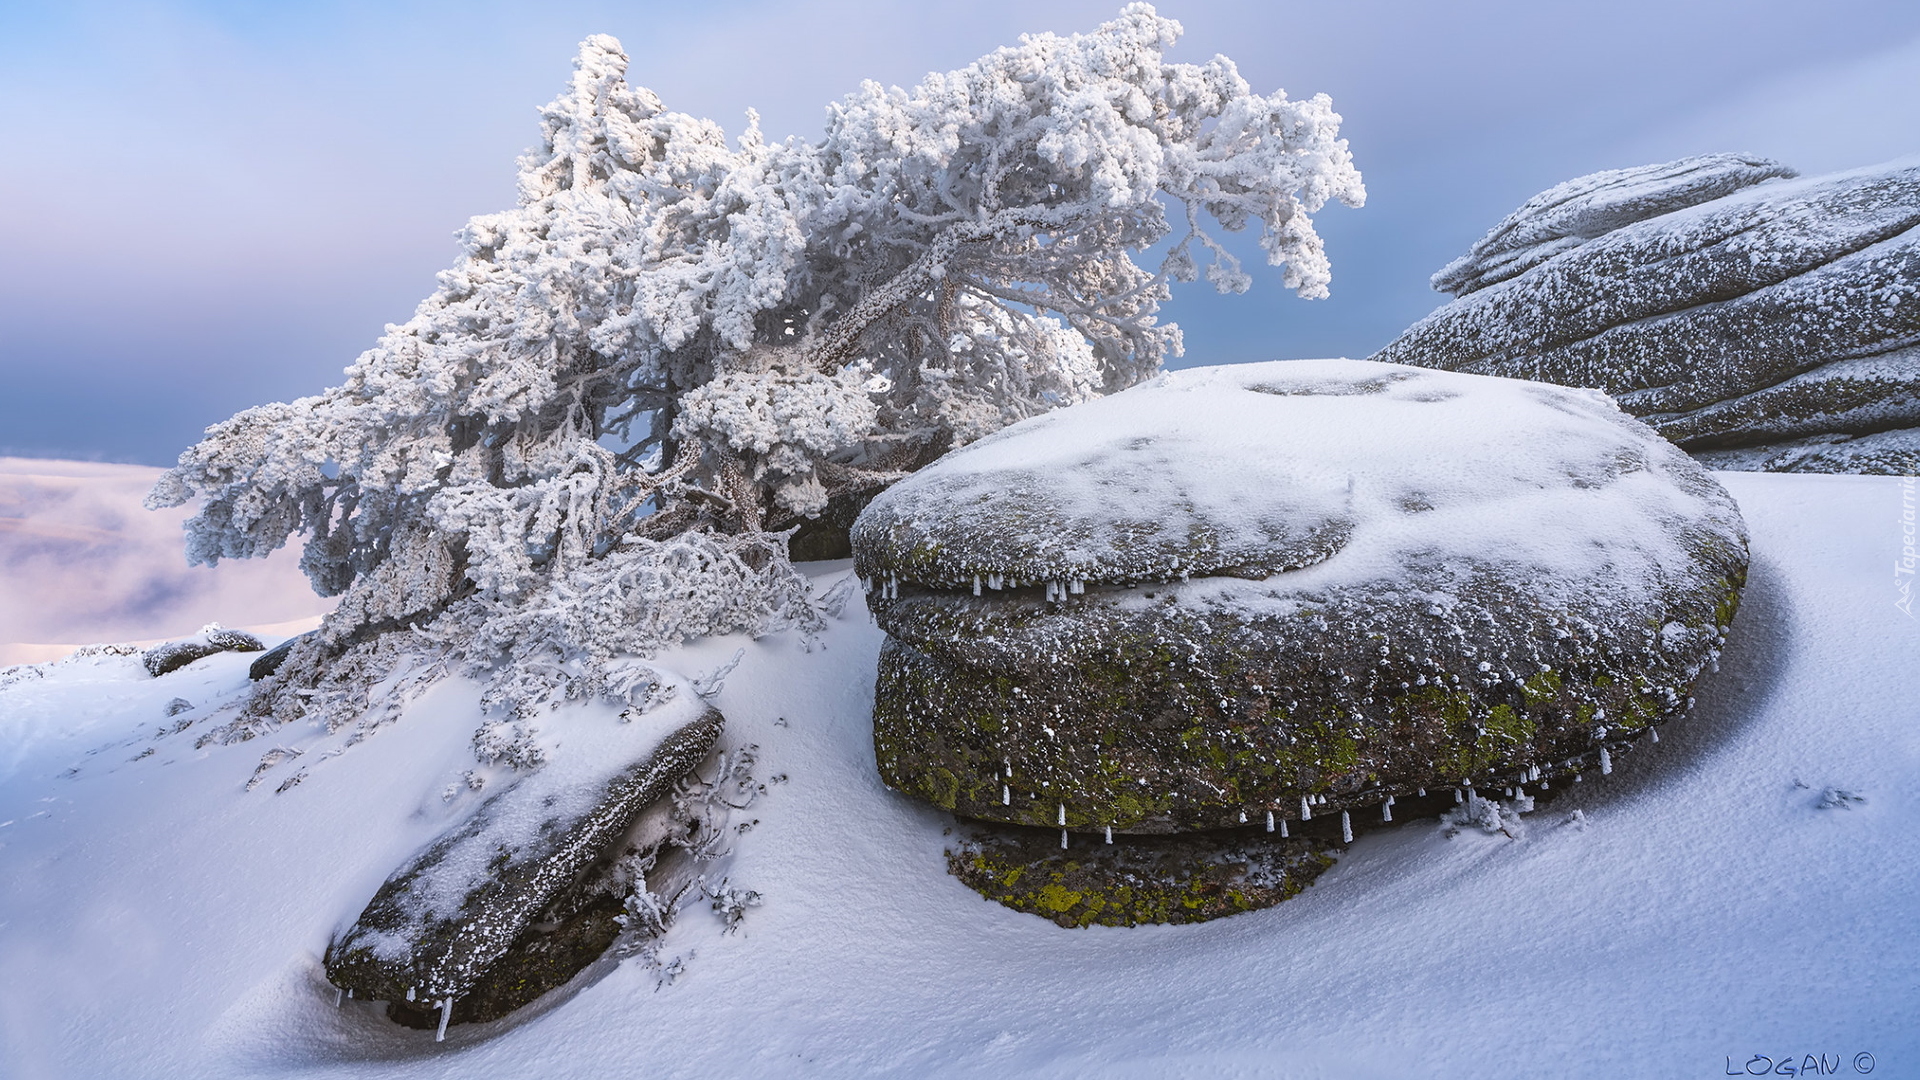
[1374,155,1920,475]
[324,690,723,1020]
[853,359,1748,837]
[140,624,264,677]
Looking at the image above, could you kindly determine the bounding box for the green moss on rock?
[948,826,1339,928]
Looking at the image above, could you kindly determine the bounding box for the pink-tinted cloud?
[0,457,333,662]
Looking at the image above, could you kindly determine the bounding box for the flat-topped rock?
[1376,155,1920,475]
[854,359,1748,836]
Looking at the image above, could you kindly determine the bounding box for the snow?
[0,469,1913,1077]
[857,360,1741,613]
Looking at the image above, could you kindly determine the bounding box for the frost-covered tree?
[148,4,1364,758]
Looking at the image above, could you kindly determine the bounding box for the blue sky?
[2,0,1918,465]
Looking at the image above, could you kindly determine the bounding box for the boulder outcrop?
[853,359,1748,840]
[1374,155,1920,474]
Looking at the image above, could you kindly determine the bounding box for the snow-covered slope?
[0,474,1914,1079]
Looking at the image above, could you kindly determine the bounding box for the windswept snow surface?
[0,474,1915,1078]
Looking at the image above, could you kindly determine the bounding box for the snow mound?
[857,358,1741,600]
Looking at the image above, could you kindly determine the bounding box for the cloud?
[1617,32,1920,175]
[0,458,333,662]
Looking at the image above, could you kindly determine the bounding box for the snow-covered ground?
[0,471,1914,1078]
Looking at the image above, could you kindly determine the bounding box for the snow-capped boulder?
[852,359,1748,835]
[1431,153,1797,297]
[140,624,263,677]
[1374,155,1920,474]
[324,694,723,1026]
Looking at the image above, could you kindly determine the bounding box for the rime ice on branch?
[147,5,1364,753]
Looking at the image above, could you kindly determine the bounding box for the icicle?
[1599,747,1612,775]
[1071,579,1084,595]
[1057,803,1066,826]
[1454,788,1464,804]
[1280,818,1290,838]
[1060,829,1068,849]
[346,988,353,1000]
[1104,825,1113,844]
[1383,795,1395,823]
[1265,810,1275,832]
[1650,728,1659,743]
[973,575,982,596]
[1300,795,1312,820]
[1417,787,1427,797]
[1540,780,1549,789]
[406,987,416,1002]
[1002,784,1010,805]
[1466,787,1477,802]
[1045,581,1057,602]
[335,987,344,1007]
[436,997,451,1042]
[1340,810,1353,843]
[1238,810,1248,824]
[861,576,871,594]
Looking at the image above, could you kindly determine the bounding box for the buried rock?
[324,692,724,1031]
[853,360,1747,880]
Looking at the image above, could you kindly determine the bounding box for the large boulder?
[324,691,723,1027]
[1372,155,1920,474]
[853,359,1748,837]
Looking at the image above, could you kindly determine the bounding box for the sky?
[1,0,1918,466]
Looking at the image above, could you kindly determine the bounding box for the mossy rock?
[948,825,1339,928]
[854,360,1749,838]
